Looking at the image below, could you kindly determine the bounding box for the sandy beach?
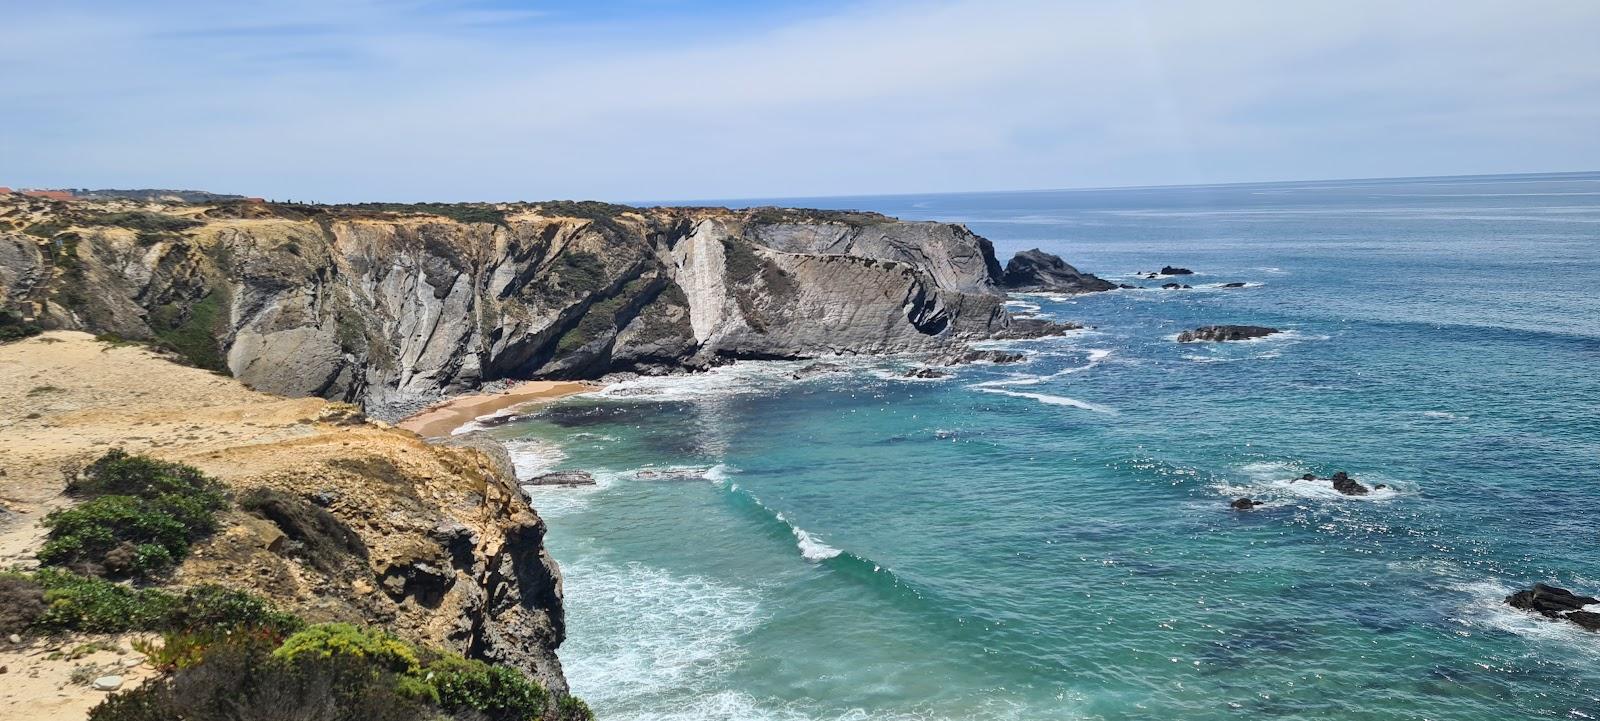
[397,381,598,438]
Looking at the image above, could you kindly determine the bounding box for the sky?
[3,0,1599,203]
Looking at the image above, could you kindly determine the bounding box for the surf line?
[967,349,1117,413]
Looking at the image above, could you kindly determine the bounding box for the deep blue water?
[494,172,1600,720]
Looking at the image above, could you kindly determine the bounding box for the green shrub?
[19,568,300,637]
[28,569,179,632]
[39,450,228,578]
[273,623,421,675]
[69,449,225,499]
[425,654,550,720]
[90,637,434,721]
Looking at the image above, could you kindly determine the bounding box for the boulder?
[1175,325,1280,343]
[93,676,124,692]
[904,367,950,379]
[1118,284,1138,289]
[1162,283,1182,289]
[1221,282,1247,288]
[525,471,596,486]
[1160,266,1194,275]
[1230,498,1264,510]
[1000,249,1115,293]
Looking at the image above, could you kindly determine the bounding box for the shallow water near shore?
[492,172,1600,720]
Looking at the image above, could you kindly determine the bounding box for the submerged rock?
[1176,325,1280,343]
[790,362,847,380]
[1118,284,1139,289]
[1506,583,1600,631]
[526,471,596,487]
[1000,249,1115,294]
[1221,282,1247,288]
[1161,266,1195,275]
[1230,498,1264,510]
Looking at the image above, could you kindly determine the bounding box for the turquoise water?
[492,172,1600,720]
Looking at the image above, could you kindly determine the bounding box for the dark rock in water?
[1145,273,1158,279]
[1118,284,1138,289]
[1000,249,1115,293]
[1230,497,1264,510]
[993,317,1082,340]
[1506,584,1600,630]
[790,362,846,380]
[526,471,595,486]
[930,348,1027,366]
[1175,325,1280,343]
[1300,473,1316,481]
[1162,282,1183,289]
[1161,266,1194,275]
[1221,282,1247,288]
[1569,611,1600,631]
[1330,471,1369,496]
[904,367,950,379]
[1373,484,1388,490]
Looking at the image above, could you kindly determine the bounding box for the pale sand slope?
[0,332,333,719]
[397,381,596,439]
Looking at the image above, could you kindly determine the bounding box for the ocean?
[482,172,1600,720]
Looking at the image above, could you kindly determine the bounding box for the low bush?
[39,450,228,578]
[90,637,433,721]
[81,211,200,234]
[425,653,551,721]
[273,623,421,675]
[19,568,300,636]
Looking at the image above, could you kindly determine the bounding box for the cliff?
[0,197,1080,418]
[0,332,575,717]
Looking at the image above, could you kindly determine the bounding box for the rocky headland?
[1,196,1103,420]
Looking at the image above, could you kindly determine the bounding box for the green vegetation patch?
[554,251,608,295]
[0,568,301,636]
[81,211,201,234]
[336,202,507,226]
[0,310,42,343]
[37,450,228,578]
[90,622,592,721]
[147,291,229,372]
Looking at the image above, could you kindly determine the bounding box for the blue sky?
[3,0,1598,202]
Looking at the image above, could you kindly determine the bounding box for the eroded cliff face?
[0,197,1039,416]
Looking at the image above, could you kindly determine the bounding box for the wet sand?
[396,381,598,438]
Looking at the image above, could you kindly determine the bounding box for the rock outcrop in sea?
[1506,584,1600,631]
[0,197,1096,419]
[1176,325,1280,342]
[999,248,1115,293]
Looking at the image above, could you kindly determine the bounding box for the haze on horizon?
[4,0,1599,204]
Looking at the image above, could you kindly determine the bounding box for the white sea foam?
[591,360,835,402]
[1422,410,1470,421]
[1219,462,1408,503]
[975,388,1117,414]
[502,438,566,479]
[560,561,766,713]
[1446,580,1600,659]
[776,512,843,561]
